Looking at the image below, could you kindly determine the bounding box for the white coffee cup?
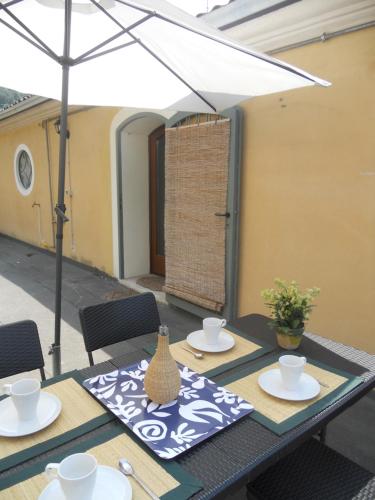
[3,378,40,421]
[279,355,306,391]
[203,317,227,345]
[45,453,97,500]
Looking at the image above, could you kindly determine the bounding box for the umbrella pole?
[50,0,72,376]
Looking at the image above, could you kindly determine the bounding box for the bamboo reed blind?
[164,118,230,311]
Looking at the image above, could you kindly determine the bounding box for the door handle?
[214,212,230,218]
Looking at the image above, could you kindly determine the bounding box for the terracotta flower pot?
[276,326,304,350]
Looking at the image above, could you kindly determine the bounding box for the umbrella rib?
[113,0,152,16]
[74,40,137,65]
[90,0,150,31]
[114,0,323,85]
[151,12,321,85]
[74,13,153,64]
[130,35,217,112]
[90,0,217,112]
[1,3,59,61]
[1,0,24,8]
[0,17,58,61]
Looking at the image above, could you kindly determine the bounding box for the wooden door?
[149,125,165,276]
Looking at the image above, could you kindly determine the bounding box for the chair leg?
[40,367,46,381]
[319,425,327,444]
[88,352,94,366]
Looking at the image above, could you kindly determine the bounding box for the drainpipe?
[42,120,56,248]
[66,138,76,252]
[32,202,43,246]
[268,21,375,54]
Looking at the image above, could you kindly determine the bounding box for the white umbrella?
[0,0,330,374]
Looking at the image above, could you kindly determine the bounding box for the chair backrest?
[0,320,45,380]
[79,292,161,365]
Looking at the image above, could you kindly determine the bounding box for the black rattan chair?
[0,320,46,380]
[247,438,375,500]
[79,292,161,366]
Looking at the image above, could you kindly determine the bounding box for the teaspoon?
[182,347,204,359]
[119,458,160,500]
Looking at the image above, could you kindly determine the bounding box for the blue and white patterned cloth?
[83,360,253,459]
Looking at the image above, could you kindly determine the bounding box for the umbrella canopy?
[0,0,329,112]
[0,0,330,375]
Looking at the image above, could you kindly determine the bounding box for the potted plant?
[261,278,320,350]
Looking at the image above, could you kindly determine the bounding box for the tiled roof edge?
[0,95,49,121]
[0,93,32,112]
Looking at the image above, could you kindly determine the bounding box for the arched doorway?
[116,113,167,279]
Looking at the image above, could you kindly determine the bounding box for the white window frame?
[14,144,35,196]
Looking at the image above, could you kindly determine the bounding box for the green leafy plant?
[261,278,320,334]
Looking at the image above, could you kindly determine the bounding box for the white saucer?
[186,330,235,353]
[39,465,132,500]
[258,369,320,401]
[0,391,61,437]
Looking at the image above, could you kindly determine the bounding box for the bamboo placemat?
[1,424,202,499]
[0,371,114,472]
[144,326,272,377]
[222,354,363,435]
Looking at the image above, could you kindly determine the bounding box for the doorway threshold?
[119,275,167,305]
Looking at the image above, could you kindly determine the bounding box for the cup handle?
[45,463,59,482]
[2,384,11,396]
[221,319,227,328]
[301,357,307,365]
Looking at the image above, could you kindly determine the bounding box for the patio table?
[1,314,374,499]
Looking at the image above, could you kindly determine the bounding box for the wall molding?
[204,0,375,52]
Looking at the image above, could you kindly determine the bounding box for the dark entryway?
[149,125,165,276]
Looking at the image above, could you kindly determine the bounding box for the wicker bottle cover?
[144,325,181,404]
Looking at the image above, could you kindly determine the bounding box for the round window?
[14,144,35,196]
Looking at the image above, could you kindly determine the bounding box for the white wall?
[121,132,150,277]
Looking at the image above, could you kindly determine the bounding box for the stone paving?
[0,234,200,379]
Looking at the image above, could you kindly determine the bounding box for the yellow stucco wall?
[238,27,375,353]
[0,122,53,249]
[0,106,118,274]
[1,28,374,354]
